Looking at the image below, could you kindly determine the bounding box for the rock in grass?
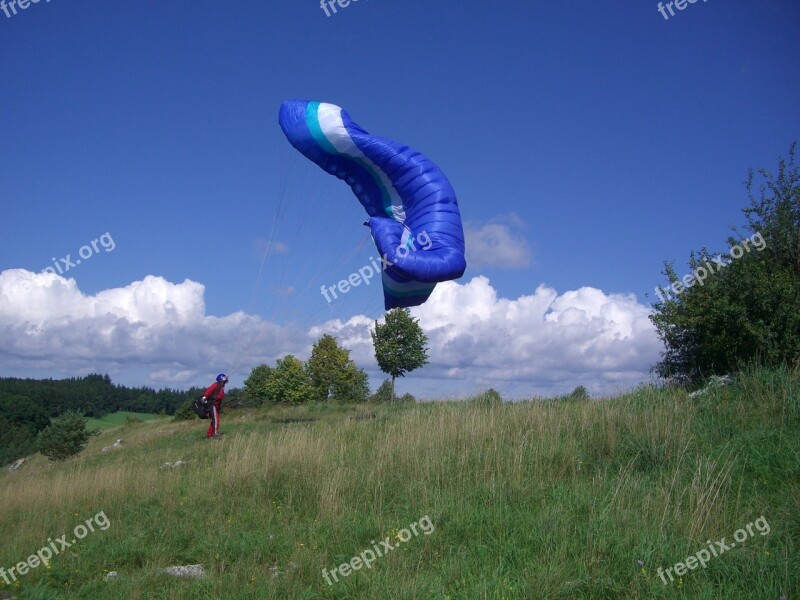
[101,439,125,453]
[8,458,25,472]
[161,460,187,469]
[162,564,206,579]
[688,374,733,398]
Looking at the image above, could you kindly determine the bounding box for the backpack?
[192,397,210,419]
[191,383,222,419]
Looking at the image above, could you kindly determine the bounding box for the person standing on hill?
[203,374,228,439]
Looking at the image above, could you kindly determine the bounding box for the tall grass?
[0,367,796,599]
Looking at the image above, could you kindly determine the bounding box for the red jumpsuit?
[203,382,226,438]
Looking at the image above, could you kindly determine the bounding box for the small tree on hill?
[37,410,99,461]
[371,308,429,401]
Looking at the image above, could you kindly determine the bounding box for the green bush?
[569,385,590,400]
[370,380,394,403]
[173,400,196,421]
[473,388,503,406]
[651,145,800,382]
[37,410,99,461]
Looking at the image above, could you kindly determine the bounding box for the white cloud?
[0,270,662,397]
[464,213,532,269]
[0,269,308,386]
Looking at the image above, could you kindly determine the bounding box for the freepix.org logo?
[654,232,765,303]
[42,232,116,276]
[657,0,710,21]
[320,229,432,304]
[319,0,366,18]
[1,0,53,20]
[0,511,111,585]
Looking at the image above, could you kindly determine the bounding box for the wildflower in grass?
[636,559,646,575]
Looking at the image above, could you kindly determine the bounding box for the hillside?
[0,367,797,599]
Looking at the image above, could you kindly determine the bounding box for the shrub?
[569,385,590,400]
[37,410,99,461]
[473,388,503,406]
[173,401,196,421]
[370,380,394,403]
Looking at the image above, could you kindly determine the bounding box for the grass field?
[83,412,163,432]
[0,367,797,599]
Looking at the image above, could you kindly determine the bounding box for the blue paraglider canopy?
[279,100,466,309]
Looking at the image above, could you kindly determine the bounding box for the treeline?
[0,373,200,418]
[244,335,369,404]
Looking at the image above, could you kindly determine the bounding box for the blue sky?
[1,0,798,398]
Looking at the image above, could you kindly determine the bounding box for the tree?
[371,308,429,401]
[244,358,313,405]
[331,363,370,403]
[37,410,99,461]
[650,145,800,383]
[267,356,312,404]
[569,385,589,401]
[306,334,369,403]
[243,364,274,405]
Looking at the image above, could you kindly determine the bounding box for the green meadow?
[0,367,797,599]
[84,412,162,432]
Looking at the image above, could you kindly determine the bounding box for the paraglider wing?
[278,100,466,309]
